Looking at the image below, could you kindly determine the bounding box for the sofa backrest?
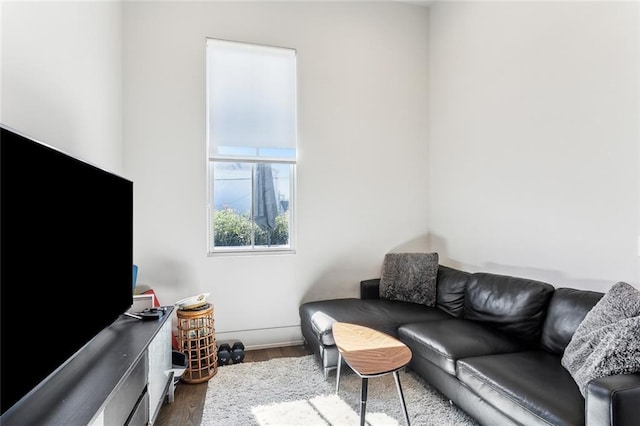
[436,265,469,318]
[463,272,555,345]
[540,287,603,355]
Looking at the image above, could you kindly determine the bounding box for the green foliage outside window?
[214,208,289,247]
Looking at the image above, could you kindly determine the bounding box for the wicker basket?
[176,304,218,383]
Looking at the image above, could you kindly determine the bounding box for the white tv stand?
[1,306,175,426]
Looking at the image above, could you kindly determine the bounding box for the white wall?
[123,2,430,347]
[5,0,635,350]
[1,1,123,174]
[428,1,639,292]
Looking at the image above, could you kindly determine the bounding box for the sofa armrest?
[360,278,380,300]
[586,373,640,426]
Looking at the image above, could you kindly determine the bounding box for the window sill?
[208,248,296,257]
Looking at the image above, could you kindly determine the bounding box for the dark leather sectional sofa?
[299,265,640,425]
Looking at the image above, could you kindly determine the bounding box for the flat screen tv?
[0,124,133,415]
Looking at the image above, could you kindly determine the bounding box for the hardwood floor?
[154,345,313,426]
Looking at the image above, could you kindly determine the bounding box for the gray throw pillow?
[379,252,438,306]
[561,281,640,396]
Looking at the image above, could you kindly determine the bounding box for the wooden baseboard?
[213,325,304,350]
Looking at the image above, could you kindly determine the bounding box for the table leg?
[360,377,368,426]
[335,353,342,394]
[393,370,410,426]
[167,371,175,403]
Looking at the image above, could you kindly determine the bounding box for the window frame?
[205,38,297,256]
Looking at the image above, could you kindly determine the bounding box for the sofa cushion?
[360,278,381,300]
[458,351,585,426]
[540,287,603,355]
[379,252,438,306]
[463,272,554,345]
[436,265,469,318]
[398,319,526,376]
[299,298,452,339]
[562,281,640,396]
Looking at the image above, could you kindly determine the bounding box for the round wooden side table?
[176,304,218,383]
[333,322,412,426]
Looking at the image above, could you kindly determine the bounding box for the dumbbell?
[217,343,232,366]
[231,342,245,363]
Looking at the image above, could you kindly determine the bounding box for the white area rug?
[200,355,478,425]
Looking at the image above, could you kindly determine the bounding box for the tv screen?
[0,124,133,414]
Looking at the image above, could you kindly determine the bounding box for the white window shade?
[207,39,297,160]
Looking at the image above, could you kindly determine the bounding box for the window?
[206,39,297,253]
